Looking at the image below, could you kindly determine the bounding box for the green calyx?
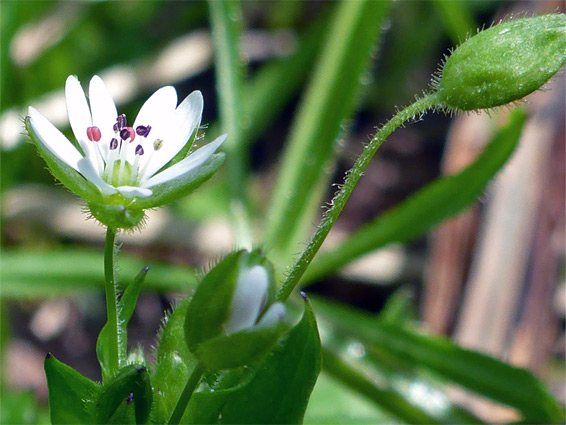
[88,202,145,230]
[436,14,566,111]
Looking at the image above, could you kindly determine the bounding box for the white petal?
[131,86,177,166]
[116,186,153,198]
[89,75,118,160]
[141,91,204,179]
[141,134,226,189]
[223,266,269,336]
[256,302,286,329]
[28,107,83,171]
[65,75,101,170]
[77,158,118,196]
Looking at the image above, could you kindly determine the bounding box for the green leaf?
[208,0,247,203]
[264,0,391,254]
[119,266,150,326]
[95,365,152,425]
[44,354,100,424]
[152,298,198,423]
[1,248,198,299]
[321,347,440,424]
[220,298,321,424]
[313,297,564,423]
[304,108,527,283]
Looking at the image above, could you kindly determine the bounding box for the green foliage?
[313,297,564,424]
[95,365,152,424]
[264,0,391,254]
[44,354,100,424]
[437,14,566,110]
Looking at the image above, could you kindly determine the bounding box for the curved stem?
[104,227,120,374]
[168,362,207,425]
[277,93,441,301]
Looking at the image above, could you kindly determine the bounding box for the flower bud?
[184,250,288,370]
[436,14,566,111]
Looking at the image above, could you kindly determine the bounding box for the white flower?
[27,75,226,199]
[223,265,286,336]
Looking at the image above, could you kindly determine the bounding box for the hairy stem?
[277,93,441,301]
[104,227,120,374]
[168,362,207,425]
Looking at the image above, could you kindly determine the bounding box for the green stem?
[277,93,441,301]
[104,227,120,374]
[168,362,207,425]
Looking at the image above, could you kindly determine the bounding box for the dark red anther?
[120,127,135,142]
[86,126,101,142]
[135,145,144,156]
[136,125,151,137]
[113,122,119,132]
[110,138,119,150]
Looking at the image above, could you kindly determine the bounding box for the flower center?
[85,113,160,188]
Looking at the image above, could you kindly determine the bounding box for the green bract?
[437,14,566,111]
[184,250,289,370]
[26,75,227,230]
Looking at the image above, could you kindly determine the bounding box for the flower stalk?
[277,92,441,301]
[103,227,121,374]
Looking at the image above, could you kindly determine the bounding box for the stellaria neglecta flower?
[26,75,226,229]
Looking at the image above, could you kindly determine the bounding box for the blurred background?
[1,0,564,423]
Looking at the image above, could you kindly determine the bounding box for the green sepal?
[95,365,153,425]
[195,321,289,370]
[184,251,242,352]
[438,14,566,111]
[132,152,225,209]
[88,203,146,230]
[25,116,103,203]
[220,297,321,424]
[44,353,101,424]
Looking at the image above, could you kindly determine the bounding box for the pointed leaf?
[95,365,152,425]
[44,353,100,424]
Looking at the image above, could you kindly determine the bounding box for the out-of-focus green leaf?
[0,390,40,425]
[220,298,321,424]
[44,354,100,424]
[95,365,152,425]
[304,108,527,283]
[313,297,564,424]
[264,0,391,254]
[432,0,476,45]
[322,347,440,424]
[303,372,389,424]
[1,249,197,299]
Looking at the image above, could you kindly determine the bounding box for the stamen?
[117,114,127,129]
[110,137,119,150]
[153,139,164,150]
[136,125,151,137]
[130,144,144,185]
[86,126,101,142]
[113,123,119,133]
[120,127,136,142]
